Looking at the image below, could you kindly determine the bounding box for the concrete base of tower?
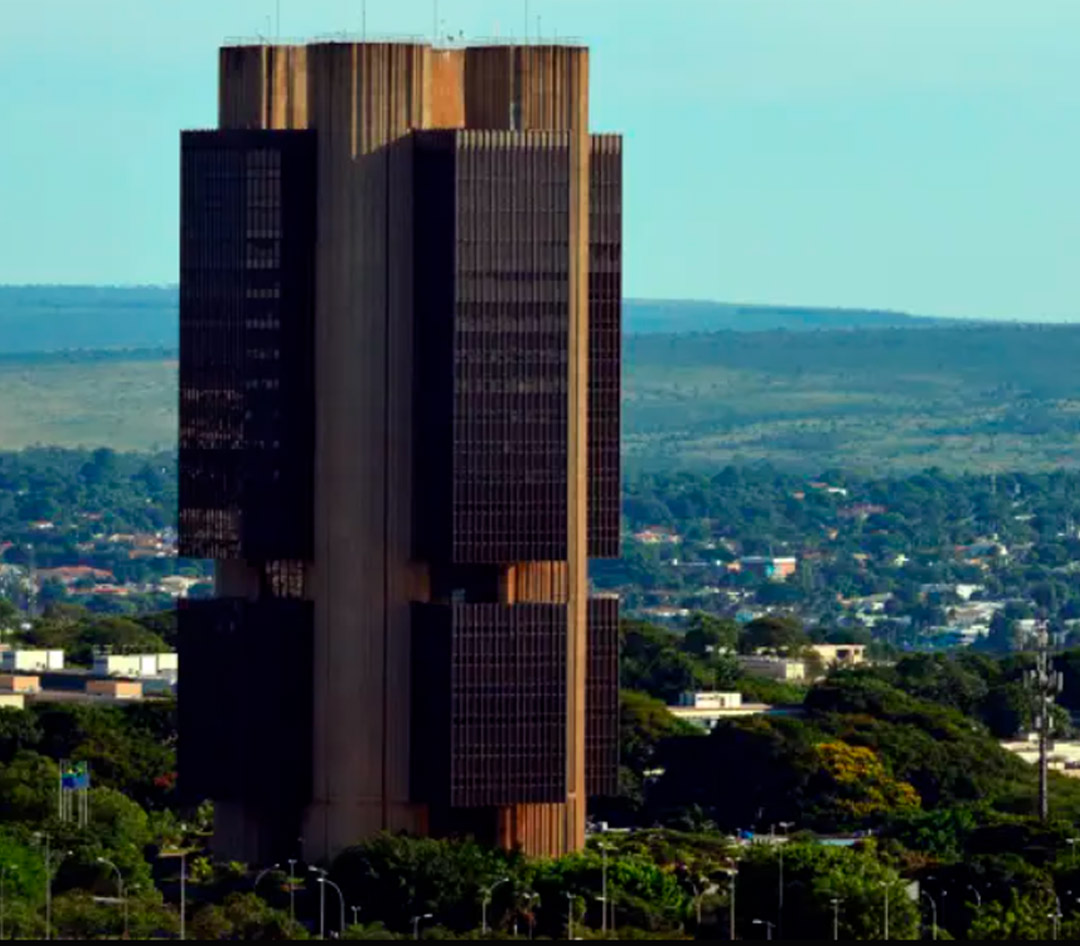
[424,803,582,859]
[212,800,306,867]
[300,800,428,865]
[496,803,578,858]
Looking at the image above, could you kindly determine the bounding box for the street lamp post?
[34,833,68,942]
[967,885,982,911]
[254,863,281,896]
[752,918,775,940]
[480,876,509,934]
[522,891,538,940]
[830,898,842,941]
[97,857,127,939]
[1,864,15,940]
[1068,838,1078,868]
[34,831,50,942]
[157,829,190,942]
[921,891,938,942]
[722,867,738,942]
[688,877,703,927]
[351,905,361,927]
[287,859,298,924]
[1049,910,1062,941]
[318,877,346,936]
[777,822,794,940]
[180,851,187,941]
[565,892,575,941]
[309,867,328,939]
[412,912,433,940]
[600,841,610,934]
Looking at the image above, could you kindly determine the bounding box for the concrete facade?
[181,39,620,865]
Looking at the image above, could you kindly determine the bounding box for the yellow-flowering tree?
[814,741,921,819]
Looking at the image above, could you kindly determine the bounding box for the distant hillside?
[0,286,960,353]
[4,287,1080,476]
[624,299,955,334]
[1,325,1080,475]
[0,286,177,352]
[625,324,1080,473]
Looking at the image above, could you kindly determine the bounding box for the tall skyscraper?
[178,39,621,865]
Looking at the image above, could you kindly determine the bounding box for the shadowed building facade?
[178,40,621,864]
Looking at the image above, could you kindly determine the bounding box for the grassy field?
[7,323,1080,474]
[0,354,176,452]
[625,325,1080,474]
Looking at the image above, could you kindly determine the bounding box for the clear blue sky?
[1,0,1079,320]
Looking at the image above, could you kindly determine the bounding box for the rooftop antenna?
[362,0,367,41]
[433,0,438,44]
[276,0,280,40]
[525,0,529,42]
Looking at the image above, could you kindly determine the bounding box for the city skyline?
[2,0,1080,321]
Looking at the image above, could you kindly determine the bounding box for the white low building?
[0,649,64,672]
[1001,735,1080,778]
[93,652,178,678]
[668,692,775,731]
[737,654,806,682]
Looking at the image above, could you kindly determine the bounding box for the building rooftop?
[222,34,586,50]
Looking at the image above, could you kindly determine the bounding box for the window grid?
[586,596,620,796]
[178,130,315,562]
[587,137,623,559]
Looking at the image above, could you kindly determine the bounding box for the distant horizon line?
[0,283,1075,324]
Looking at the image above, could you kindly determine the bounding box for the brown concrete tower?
[178,40,621,864]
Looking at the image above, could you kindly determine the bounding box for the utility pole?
[1028,619,1064,822]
